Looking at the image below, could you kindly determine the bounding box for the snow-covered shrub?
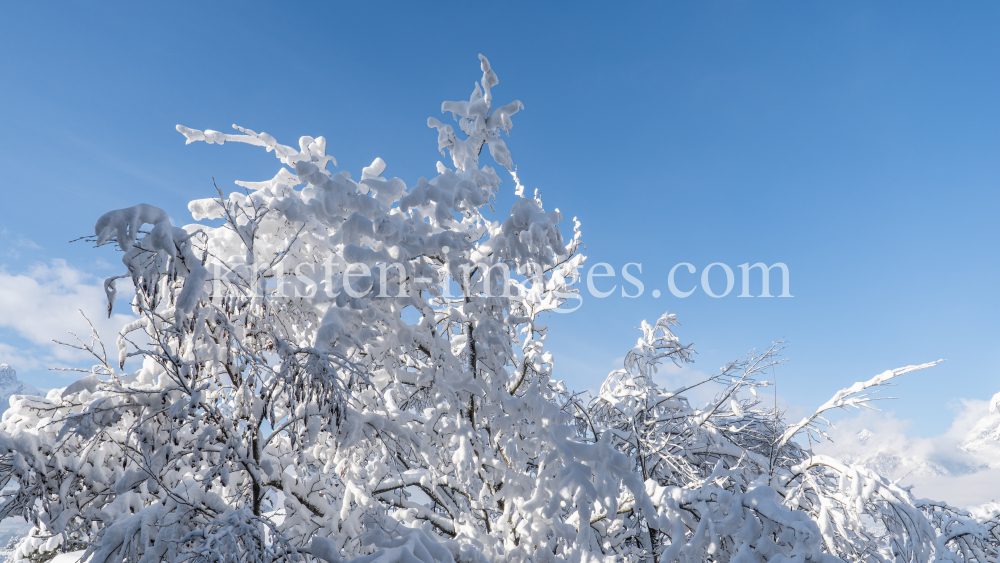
[0,55,995,563]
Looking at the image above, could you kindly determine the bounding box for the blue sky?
[0,2,997,437]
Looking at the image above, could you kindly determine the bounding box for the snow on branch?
[777,360,942,451]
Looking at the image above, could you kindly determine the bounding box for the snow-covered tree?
[0,55,996,563]
[585,316,997,563]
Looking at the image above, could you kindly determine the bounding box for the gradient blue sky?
[0,2,997,436]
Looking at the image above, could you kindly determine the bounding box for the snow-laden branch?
[777,360,942,451]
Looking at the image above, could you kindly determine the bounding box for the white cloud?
[0,342,49,373]
[14,236,42,250]
[2,234,44,259]
[0,260,136,368]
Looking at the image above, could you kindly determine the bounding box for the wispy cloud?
[1,232,44,259]
[60,131,190,199]
[14,236,41,250]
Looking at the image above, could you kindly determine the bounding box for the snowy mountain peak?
[0,364,16,386]
[857,429,874,445]
[0,364,43,410]
[961,412,1000,454]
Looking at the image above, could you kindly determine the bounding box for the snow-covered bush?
[0,55,996,563]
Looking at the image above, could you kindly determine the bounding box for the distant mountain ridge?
[817,406,1000,508]
[841,427,989,479]
[0,365,44,411]
[960,412,1000,456]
